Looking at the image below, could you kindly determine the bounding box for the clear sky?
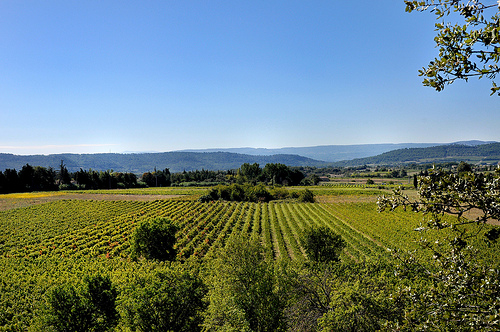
[1,1,498,155]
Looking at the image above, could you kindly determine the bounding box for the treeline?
[142,163,308,187]
[0,164,59,193]
[73,169,140,190]
[0,162,309,194]
[141,168,234,187]
[0,164,142,194]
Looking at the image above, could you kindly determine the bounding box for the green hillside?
[332,143,500,166]
[0,151,326,174]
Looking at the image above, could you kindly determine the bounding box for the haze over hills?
[0,152,326,174]
[178,141,497,162]
[332,142,500,167]
[179,143,440,162]
[0,141,498,174]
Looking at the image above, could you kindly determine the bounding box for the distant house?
[319,176,330,182]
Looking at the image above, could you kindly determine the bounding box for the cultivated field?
[0,185,498,330]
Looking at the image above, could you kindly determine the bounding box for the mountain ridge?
[0,151,326,174]
[331,142,500,167]
[1,141,498,174]
[177,140,496,162]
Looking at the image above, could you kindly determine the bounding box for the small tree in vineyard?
[131,218,179,261]
[301,226,346,264]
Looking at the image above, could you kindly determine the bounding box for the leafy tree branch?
[404,0,500,95]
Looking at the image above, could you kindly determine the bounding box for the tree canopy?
[131,218,179,261]
[378,167,500,329]
[405,0,500,95]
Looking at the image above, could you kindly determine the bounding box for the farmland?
[0,185,499,330]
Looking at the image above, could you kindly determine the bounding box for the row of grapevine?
[4,198,488,264]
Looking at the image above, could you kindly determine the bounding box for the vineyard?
[0,186,499,330]
[0,195,429,263]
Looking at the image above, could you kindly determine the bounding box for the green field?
[0,186,498,330]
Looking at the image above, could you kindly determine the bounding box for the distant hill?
[331,142,500,167]
[1,141,497,173]
[179,141,496,162]
[0,152,326,174]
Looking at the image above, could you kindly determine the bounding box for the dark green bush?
[131,218,179,261]
[42,274,118,332]
[121,264,206,332]
[298,189,315,203]
[301,226,346,263]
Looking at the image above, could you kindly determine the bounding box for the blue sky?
[1,1,498,155]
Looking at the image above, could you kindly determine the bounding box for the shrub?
[131,218,178,261]
[121,264,206,332]
[298,189,315,203]
[301,226,346,263]
[42,274,118,332]
[203,236,288,332]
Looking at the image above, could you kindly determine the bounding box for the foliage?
[120,262,206,332]
[379,167,500,229]
[131,218,179,261]
[457,160,473,173]
[0,164,58,193]
[237,162,263,184]
[301,226,346,263]
[263,163,305,186]
[203,235,288,332]
[298,189,315,203]
[141,168,171,187]
[378,167,500,330]
[331,142,500,167]
[317,263,405,332]
[286,261,406,332]
[75,168,139,190]
[41,274,118,332]
[2,184,500,330]
[58,160,72,186]
[199,183,314,203]
[404,0,500,95]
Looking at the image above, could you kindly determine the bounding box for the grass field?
[0,185,498,330]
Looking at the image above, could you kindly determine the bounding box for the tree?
[121,264,206,332]
[42,274,118,332]
[142,168,171,187]
[238,163,262,184]
[298,189,315,203]
[2,169,20,193]
[131,218,179,261]
[404,1,500,95]
[18,164,34,191]
[58,160,72,186]
[457,160,473,173]
[203,235,288,332]
[301,226,346,264]
[378,167,500,330]
[263,163,304,186]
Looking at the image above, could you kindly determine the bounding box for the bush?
[131,218,179,261]
[298,189,315,203]
[121,264,206,332]
[202,184,272,203]
[269,187,290,200]
[203,236,288,332]
[41,274,118,332]
[301,226,346,263]
[58,183,78,190]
